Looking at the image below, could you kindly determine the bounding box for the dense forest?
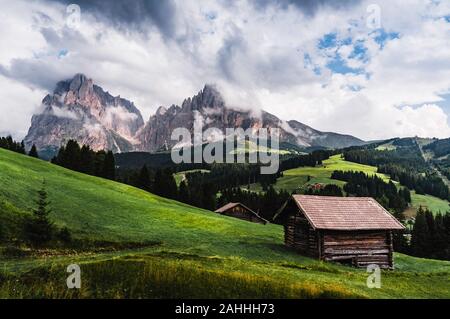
[331,170,411,214]
[51,140,116,181]
[378,164,449,200]
[409,207,450,260]
[423,138,450,158]
[343,146,449,200]
[0,136,25,154]
[343,146,427,171]
[116,150,338,217]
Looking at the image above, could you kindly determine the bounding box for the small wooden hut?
[275,195,404,268]
[215,203,268,224]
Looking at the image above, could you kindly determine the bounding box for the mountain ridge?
[24,74,365,154]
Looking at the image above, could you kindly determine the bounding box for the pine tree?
[103,151,116,180]
[164,169,178,199]
[433,213,447,260]
[410,207,430,257]
[178,180,190,204]
[28,144,39,158]
[19,141,26,154]
[201,183,216,210]
[61,140,81,171]
[138,165,152,191]
[25,180,54,246]
[153,169,178,199]
[79,145,95,175]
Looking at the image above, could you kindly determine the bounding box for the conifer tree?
[79,145,95,175]
[410,207,430,257]
[25,180,54,246]
[138,165,151,191]
[28,144,39,158]
[103,151,116,180]
[178,180,190,204]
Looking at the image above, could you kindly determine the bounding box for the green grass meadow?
[246,154,389,193]
[0,148,449,299]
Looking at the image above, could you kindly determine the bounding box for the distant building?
[308,183,324,191]
[215,203,268,224]
[275,195,405,269]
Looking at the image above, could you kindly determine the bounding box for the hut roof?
[215,202,268,224]
[288,195,405,230]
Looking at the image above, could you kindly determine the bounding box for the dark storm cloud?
[51,0,178,37]
[253,0,362,15]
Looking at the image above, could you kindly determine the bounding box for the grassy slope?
[406,191,450,217]
[247,154,389,193]
[247,155,449,216]
[0,148,449,298]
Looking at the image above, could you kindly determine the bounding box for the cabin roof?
[290,195,405,230]
[215,202,243,213]
[215,202,268,223]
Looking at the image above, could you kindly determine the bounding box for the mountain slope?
[0,148,449,298]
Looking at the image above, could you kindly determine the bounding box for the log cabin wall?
[284,214,318,258]
[321,230,393,269]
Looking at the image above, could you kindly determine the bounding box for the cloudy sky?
[0,0,449,141]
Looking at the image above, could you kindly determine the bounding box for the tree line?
[409,207,449,260]
[378,164,449,200]
[331,170,411,214]
[343,148,427,171]
[343,148,449,200]
[303,184,344,197]
[116,164,292,220]
[217,186,291,221]
[0,135,39,158]
[51,140,116,180]
[278,150,336,171]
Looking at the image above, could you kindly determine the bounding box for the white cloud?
[51,106,79,120]
[0,0,449,141]
[0,75,46,139]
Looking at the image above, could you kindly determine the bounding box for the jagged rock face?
[24,74,144,153]
[136,85,365,152]
[25,76,364,155]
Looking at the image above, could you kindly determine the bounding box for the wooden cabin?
[215,203,268,224]
[275,195,405,269]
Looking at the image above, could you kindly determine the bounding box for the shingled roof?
[290,195,404,230]
[215,202,268,224]
[215,202,243,214]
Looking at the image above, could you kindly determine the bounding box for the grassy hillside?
[407,191,450,217]
[0,148,449,299]
[245,154,449,216]
[246,154,389,193]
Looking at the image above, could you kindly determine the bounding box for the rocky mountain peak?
[25,76,365,156]
[181,84,225,112]
[24,74,144,154]
[156,106,168,116]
